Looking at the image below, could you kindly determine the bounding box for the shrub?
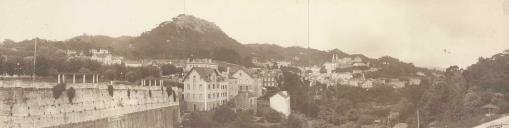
[265,109,282,123]
[127,89,131,98]
[166,87,173,97]
[212,107,237,124]
[107,85,114,97]
[172,90,177,101]
[67,87,76,103]
[52,83,66,99]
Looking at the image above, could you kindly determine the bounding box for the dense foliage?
[107,85,114,97]
[52,83,66,99]
[67,87,76,103]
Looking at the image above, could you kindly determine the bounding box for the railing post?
[73,74,76,84]
[57,74,61,84]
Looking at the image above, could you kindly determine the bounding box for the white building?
[124,60,143,67]
[184,58,218,72]
[230,69,263,97]
[89,49,122,65]
[182,67,229,111]
[270,91,291,117]
[388,79,406,88]
[473,115,509,128]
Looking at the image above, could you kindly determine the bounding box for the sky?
[0,0,508,68]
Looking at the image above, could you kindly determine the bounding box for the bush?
[172,90,177,101]
[265,109,282,123]
[127,89,131,98]
[166,87,173,97]
[67,87,76,103]
[52,83,66,99]
[212,107,237,124]
[183,112,218,128]
[107,85,114,97]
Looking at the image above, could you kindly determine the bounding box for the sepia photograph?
[1,0,509,128]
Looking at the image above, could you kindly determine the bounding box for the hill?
[0,14,436,71]
[129,14,247,59]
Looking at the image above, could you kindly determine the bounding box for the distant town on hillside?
[1,8,509,128]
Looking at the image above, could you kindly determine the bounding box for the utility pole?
[417,109,420,128]
[33,38,37,83]
[307,0,310,49]
[183,0,187,14]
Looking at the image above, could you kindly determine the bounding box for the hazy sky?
[1,0,508,68]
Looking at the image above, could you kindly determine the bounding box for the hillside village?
[1,14,509,128]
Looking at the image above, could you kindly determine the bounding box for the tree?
[126,70,140,82]
[228,112,258,128]
[319,66,327,74]
[161,64,181,75]
[78,67,92,73]
[242,56,256,67]
[104,69,117,80]
[212,107,237,124]
[33,56,51,76]
[212,48,242,65]
[48,67,59,77]
[183,112,218,128]
[288,114,307,128]
[140,66,161,78]
[265,109,283,123]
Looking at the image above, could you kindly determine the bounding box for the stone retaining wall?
[0,82,180,128]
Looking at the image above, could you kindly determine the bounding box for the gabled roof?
[277,91,289,98]
[271,91,289,99]
[183,67,220,82]
[230,68,253,78]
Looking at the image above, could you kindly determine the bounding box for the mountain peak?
[158,14,221,33]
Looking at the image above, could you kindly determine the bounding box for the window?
[208,94,211,99]
[208,84,211,89]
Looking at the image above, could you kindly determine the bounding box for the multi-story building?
[183,58,218,72]
[234,92,258,113]
[89,49,122,65]
[182,67,228,112]
[324,54,369,73]
[229,69,252,92]
[261,69,281,87]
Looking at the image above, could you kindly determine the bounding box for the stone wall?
[49,106,179,128]
[0,81,180,128]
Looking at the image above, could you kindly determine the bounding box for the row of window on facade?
[185,83,227,90]
[190,99,228,112]
[184,92,227,100]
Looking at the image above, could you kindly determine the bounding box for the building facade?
[182,67,228,111]
[270,91,291,117]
